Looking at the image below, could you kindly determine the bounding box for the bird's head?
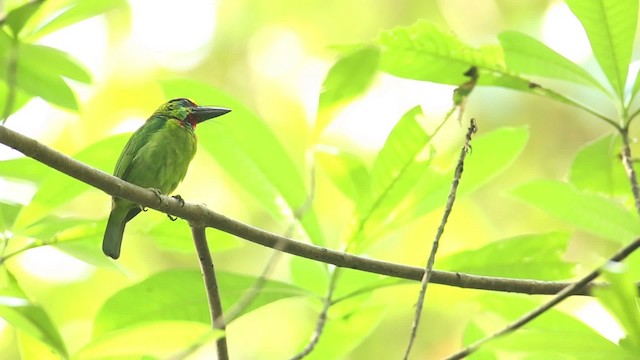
[155,98,231,128]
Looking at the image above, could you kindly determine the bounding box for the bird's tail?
[102,208,127,259]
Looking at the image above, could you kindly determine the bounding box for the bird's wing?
[114,116,167,180]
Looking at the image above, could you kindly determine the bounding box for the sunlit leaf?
[78,321,219,359]
[499,31,609,96]
[0,157,50,185]
[0,270,68,358]
[0,201,22,233]
[161,79,325,245]
[20,44,91,83]
[290,256,329,295]
[316,45,379,133]
[1,0,44,36]
[593,263,640,354]
[316,146,370,203]
[463,321,497,360]
[439,232,575,280]
[565,0,637,99]
[394,126,529,229]
[569,134,632,196]
[94,269,310,336]
[27,0,128,40]
[14,59,78,110]
[512,180,640,243]
[139,218,241,253]
[479,295,624,358]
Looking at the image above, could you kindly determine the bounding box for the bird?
[102,98,231,259]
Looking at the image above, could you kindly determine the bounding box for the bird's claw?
[167,213,178,221]
[147,188,163,205]
[172,195,185,207]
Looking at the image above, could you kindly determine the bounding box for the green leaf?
[362,106,430,216]
[13,134,130,230]
[565,0,638,99]
[316,45,379,133]
[161,79,325,245]
[0,201,22,233]
[569,134,632,196]
[377,21,591,111]
[499,31,609,96]
[439,233,575,280]
[14,57,78,110]
[0,270,68,358]
[593,263,640,354]
[395,126,529,228]
[512,180,640,243]
[463,322,497,360]
[19,44,91,83]
[349,106,432,246]
[94,269,309,336]
[139,218,241,253]
[27,0,128,40]
[315,146,370,203]
[290,256,329,295]
[78,321,219,359]
[2,0,44,37]
[480,295,623,358]
[0,157,50,185]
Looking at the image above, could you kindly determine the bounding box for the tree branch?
[445,236,640,360]
[0,125,623,297]
[190,225,228,360]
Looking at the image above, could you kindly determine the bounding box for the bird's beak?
[191,106,232,124]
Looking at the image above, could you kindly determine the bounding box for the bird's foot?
[172,195,185,207]
[147,188,164,204]
[167,213,178,221]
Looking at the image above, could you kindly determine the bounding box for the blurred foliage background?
[1,0,640,359]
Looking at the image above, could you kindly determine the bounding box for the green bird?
[102,98,231,259]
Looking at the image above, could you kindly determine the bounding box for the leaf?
[161,79,325,245]
[93,269,309,336]
[375,20,598,109]
[463,322,497,360]
[0,157,50,185]
[19,44,91,83]
[439,233,575,280]
[13,134,130,230]
[78,321,219,359]
[27,0,128,40]
[479,295,624,358]
[395,126,529,229]
[568,134,632,196]
[139,218,241,253]
[2,0,44,37]
[512,180,640,243]
[593,263,640,354]
[14,57,78,110]
[316,45,379,133]
[0,270,68,357]
[499,31,609,96]
[0,201,22,233]
[315,146,370,203]
[565,0,638,99]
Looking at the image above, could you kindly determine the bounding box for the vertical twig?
[289,270,338,360]
[403,119,478,359]
[620,128,640,216]
[190,225,229,360]
[445,237,640,360]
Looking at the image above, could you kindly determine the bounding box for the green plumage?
[102,98,230,259]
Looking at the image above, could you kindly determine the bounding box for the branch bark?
[0,125,622,297]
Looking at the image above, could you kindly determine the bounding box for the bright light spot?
[248,27,305,79]
[0,296,30,307]
[39,17,109,83]
[0,179,36,204]
[129,0,217,70]
[326,75,454,151]
[110,117,145,135]
[0,98,66,152]
[626,60,640,94]
[17,246,94,283]
[542,2,592,63]
[575,301,624,343]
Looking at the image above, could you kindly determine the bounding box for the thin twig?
[190,225,228,360]
[620,128,640,216]
[1,36,20,125]
[289,270,338,360]
[445,236,640,360]
[0,125,634,296]
[403,119,478,359]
